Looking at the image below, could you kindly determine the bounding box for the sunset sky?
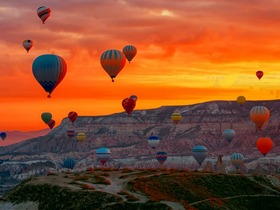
[0,0,280,131]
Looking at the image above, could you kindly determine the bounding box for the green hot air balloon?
[41,112,52,124]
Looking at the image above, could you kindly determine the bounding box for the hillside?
[1,169,280,210]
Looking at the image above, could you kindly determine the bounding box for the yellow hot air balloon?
[236,96,246,106]
[171,112,182,124]
[250,106,270,130]
[76,132,86,141]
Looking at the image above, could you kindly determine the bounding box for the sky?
[0,0,280,132]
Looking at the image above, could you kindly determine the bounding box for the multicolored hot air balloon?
[250,106,270,130]
[63,157,76,170]
[37,6,51,24]
[0,132,7,141]
[22,40,33,53]
[122,45,137,63]
[66,127,75,138]
[96,147,111,166]
[68,111,78,124]
[41,112,52,124]
[192,145,208,166]
[32,54,67,98]
[47,119,55,129]
[171,112,182,124]
[223,129,235,143]
[100,49,126,82]
[156,151,167,165]
[129,95,138,102]
[256,70,263,80]
[76,133,86,141]
[230,153,244,170]
[236,96,246,106]
[256,137,273,156]
[122,97,136,115]
[148,134,160,149]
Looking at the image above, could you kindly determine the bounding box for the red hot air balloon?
[68,111,78,123]
[37,6,51,24]
[256,137,273,156]
[256,70,263,80]
[250,106,270,130]
[122,98,136,115]
[47,119,55,129]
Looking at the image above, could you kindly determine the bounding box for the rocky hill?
[1,169,280,210]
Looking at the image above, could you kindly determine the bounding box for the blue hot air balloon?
[223,129,235,143]
[156,151,167,165]
[32,54,67,98]
[147,134,160,149]
[96,148,111,166]
[0,132,7,141]
[192,145,208,166]
[63,157,76,170]
[230,153,244,170]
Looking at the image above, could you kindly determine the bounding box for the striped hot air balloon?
[250,106,270,130]
[63,157,76,170]
[67,127,75,138]
[230,153,244,170]
[122,45,137,63]
[96,148,111,166]
[223,129,235,143]
[100,49,126,82]
[32,54,67,98]
[171,112,182,124]
[147,134,160,149]
[68,111,78,123]
[37,6,51,24]
[156,151,167,165]
[192,145,208,166]
[22,40,33,53]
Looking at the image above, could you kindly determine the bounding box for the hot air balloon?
[66,127,75,138]
[256,137,273,156]
[171,112,182,124]
[32,54,67,98]
[256,70,263,80]
[37,6,51,24]
[223,129,235,143]
[47,119,55,129]
[192,145,208,166]
[68,111,78,123]
[0,132,7,141]
[147,134,160,149]
[41,112,52,124]
[63,157,76,170]
[122,45,137,63]
[156,151,167,165]
[100,49,126,82]
[96,147,111,166]
[122,97,136,115]
[129,95,138,102]
[230,153,244,170]
[236,96,246,106]
[22,40,33,53]
[250,106,270,130]
[76,133,86,141]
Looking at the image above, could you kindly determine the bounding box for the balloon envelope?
[67,127,75,138]
[32,54,67,97]
[129,95,138,102]
[37,6,51,24]
[230,153,244,170]
[41,112,52,124]
[47,119,55,129]
[122,97,136,115]
[76,133,86,141]
[171,112,182,124]
[22,40,33,53]
[0,132,7,141]
[256,70,263,80]
[96,147,111,165]
[223,129,235,143]
[68,111,78,123]
[192,145,208,165]
[256,137,273,156]
[236,96,246,106]
[63,157,76,170]
[156,151,167,165]
[100,49,126,82]
[122,45,137,63]
[250,106,270,130]
[148,134,160,149]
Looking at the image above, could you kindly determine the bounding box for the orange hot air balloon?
[250,106,270,130]
[256,137,273,156]
[122,97,136,115]
[256,70,263,80]
[123,45,137,63]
